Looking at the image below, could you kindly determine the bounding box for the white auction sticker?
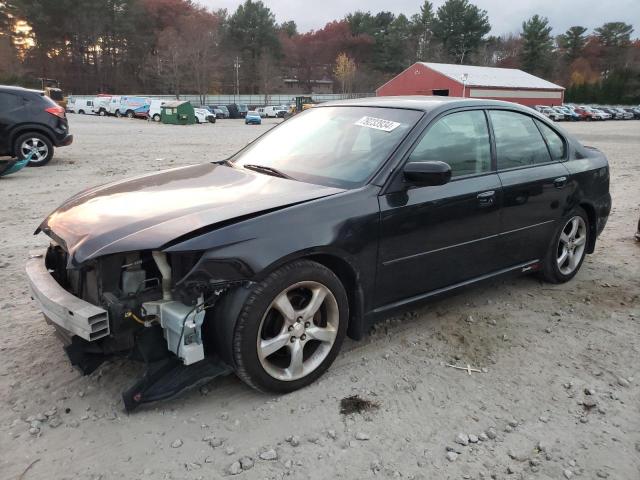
[354,116,401,132]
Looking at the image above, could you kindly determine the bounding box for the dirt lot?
[1,115,638,480]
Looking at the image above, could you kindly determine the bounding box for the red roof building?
[376,62,565,107]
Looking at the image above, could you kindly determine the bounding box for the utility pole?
[461,73,469,98]
[234,56,241,103]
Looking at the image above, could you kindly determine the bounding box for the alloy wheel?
[557,216,587,275]
[257,281,339,381]
[20,138,49,164]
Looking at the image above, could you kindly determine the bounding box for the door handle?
[477,190,495,207]
[554,176,568,188]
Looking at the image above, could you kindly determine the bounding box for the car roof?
[320,95,536,112]
[0,85,44,95]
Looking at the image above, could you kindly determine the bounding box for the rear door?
[376,109,503,308]
[488,109,571,266]
[0,92,25,155]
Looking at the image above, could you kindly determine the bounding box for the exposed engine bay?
[41,243,237,410]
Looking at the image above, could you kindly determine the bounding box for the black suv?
[0,85,73,166]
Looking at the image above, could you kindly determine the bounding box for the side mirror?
[403,161,452,186]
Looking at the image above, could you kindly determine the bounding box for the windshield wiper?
[214,159,233,166]
[243,164,293,180]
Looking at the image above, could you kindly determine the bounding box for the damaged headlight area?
[37,244,241,409]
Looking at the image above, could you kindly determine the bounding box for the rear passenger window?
[0,93,23,112]
[490,110,551,169]
[409,110,491,177]
[535,120,566,160]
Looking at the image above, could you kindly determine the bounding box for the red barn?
[376,62,564,107]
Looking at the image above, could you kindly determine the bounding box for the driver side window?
[408,110,492,177]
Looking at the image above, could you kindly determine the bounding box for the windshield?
[238,104,248,112]
[231,106,422,188]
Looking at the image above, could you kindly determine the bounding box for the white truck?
[257,105,287,118]
[67,97,95,114]
[93,96,121,116]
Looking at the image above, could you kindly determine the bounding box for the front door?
[376,109,502,309]
[487,109,572,266]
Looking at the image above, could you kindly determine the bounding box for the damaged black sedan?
[27,97,611,410]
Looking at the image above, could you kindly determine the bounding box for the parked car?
[573,107,595,121]
[195,107,216,124]
[624,107,640,119]
[206,106,225,118]
[598,107,621,119]
[554,106,578,121]
[26,97,611,409]
[539,107,564,122]
[591,108,612,120]
[563,106,582,121]
[209,105,229,119]
[612,107,633,120]
[0,85,73,166]
[67,97,95,114]
[245,110,262,125]
[579,106,608,120]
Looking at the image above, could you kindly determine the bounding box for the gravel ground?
[1,115,639,480]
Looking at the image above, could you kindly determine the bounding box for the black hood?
[38,163,344,264]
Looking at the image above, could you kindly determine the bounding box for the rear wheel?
[152,114,161,122]
[126,110,134,119]
[231,260,348,393]
[15,133,54,167]
[540,208,589,283]
[115,110,122,118]
[99,109,106,117]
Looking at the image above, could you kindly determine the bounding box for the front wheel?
[126,110,134,119]
[540,209,589,283]
[231,260,348,393]
[99,109,106,116]
[152,114,160,122]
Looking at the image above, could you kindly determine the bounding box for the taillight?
[46,106,66,119]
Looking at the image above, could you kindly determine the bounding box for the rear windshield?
[232,106,422,188]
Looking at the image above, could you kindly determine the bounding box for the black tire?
[79,109,85,114]
[126,110,134,119]
[195,117,200,124]
[153,114,161,122]
[232,260,348,393]
[115,110,122,118]
[99,109,106,117]
[540,207,589,284]
[14,132,54,167]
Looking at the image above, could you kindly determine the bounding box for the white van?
[258,105,287,118]
[93,96,116,116]
[148,99,166,122]
[67,97,95,114]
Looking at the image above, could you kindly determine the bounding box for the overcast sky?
[198,0,639,36]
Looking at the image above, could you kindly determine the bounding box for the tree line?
[0,0,638,103]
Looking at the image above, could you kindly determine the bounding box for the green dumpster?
[161,100,196,125]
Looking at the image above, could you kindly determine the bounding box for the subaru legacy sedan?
[27,97,610,408]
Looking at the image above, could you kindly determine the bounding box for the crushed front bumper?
[26,251,109,341]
